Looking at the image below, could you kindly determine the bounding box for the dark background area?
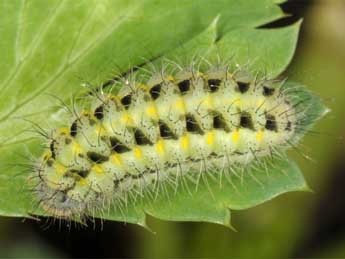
[1,0,345,257]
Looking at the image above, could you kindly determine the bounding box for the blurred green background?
[0,0,345,258]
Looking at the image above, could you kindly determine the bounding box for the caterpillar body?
[33,63,312,220]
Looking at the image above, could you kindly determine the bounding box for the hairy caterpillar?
[31,61,321,220]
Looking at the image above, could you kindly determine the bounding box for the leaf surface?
[0,0,322,227]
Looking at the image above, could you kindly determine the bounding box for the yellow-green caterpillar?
[32,62,317,220]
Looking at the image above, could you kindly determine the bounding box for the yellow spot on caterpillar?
[181,135,189,150]
[58,127,69,135]
[146,105,158,118]
[232,130,240,143]
[205,95,213,108]
[256,98,265,108]
[73,143,83,154]
[256,130,264,142]
[111,154,122,166]
[206,131,215,145]
[81,110,91,116]
[137,83,149,91]
[121,113,134,125]
[79,178,87,186]
[42,151,51,161]
[95,125,104,135]
[134,147,143,159]
[92,165,104,175]
[110,95,120,102]
[197,72,204,77]
[156,139,165,155]
[175,99,186,112]
[54,163,66,175]
[166,75,174,81]
[233,99,241,106]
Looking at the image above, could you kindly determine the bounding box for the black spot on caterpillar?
[70,120,78,137]
[30,62,320,221]
[110,137,131,153]
[207,79,222,92]
[237,81,250,93]
[265,114,278,132]
[177,79,191,94]
[120,94,132,109]
[186,113,205,134]
[149,84,162,100]
[94,105,104,120]
[239,112,255,130]
[263,86,275,96]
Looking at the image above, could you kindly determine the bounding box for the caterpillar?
[31,61,320,221]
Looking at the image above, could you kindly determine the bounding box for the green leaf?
[101,158,310,227]
[0,0,324,227]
